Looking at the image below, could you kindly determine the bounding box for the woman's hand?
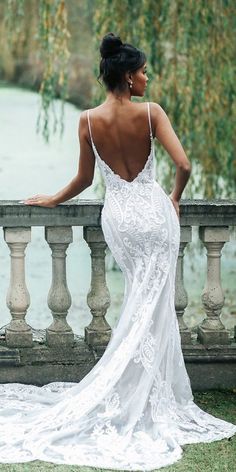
[23,195,57,208]
[168,192,180,219]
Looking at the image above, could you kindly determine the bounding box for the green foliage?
[2,0,236,197]
[93,0,236,198]
[4,0,70,142]
[4,0,25,46]
[36,0,70,141]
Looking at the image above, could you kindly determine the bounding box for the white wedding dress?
[0,102,235,470]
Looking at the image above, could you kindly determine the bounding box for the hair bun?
[100,32,123,59]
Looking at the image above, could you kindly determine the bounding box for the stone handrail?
[0,199,236,227]
[0,199,235,389]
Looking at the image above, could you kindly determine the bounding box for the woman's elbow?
[76,175,93,189]
[179,160,191,175]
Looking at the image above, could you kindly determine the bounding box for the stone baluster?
[4,227,32,347]
[45,227,74,346]
[198,226,230,344]
[83,226,112,347]
[175,226,192,344]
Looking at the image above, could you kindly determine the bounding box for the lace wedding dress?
[0,102,235,470]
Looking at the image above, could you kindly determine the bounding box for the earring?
[129,81,133,89]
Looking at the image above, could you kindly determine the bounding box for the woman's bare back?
[24,100,191,208]
[87,101,154,182]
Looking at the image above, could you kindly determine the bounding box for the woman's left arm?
[24,111,95,207]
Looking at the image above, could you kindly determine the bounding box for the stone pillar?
[198,226,230,345]
[83,226,112,347]
[175,226,192,344]
[45,227,74,346]
[4,227,32,347]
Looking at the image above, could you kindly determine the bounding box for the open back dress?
[0,102,235,470]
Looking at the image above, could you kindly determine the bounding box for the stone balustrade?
[0,199,235,390]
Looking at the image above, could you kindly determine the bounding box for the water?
[0,86,124,335]
[0,86,235,336]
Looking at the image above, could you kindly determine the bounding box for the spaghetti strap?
[87,109,94,145]
[147,102,153,139]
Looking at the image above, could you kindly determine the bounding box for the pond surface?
[0,87,235,336]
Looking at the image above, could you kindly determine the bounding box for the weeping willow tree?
[3,0,70,141]
[93,0,236,198]
[2,0,235,198]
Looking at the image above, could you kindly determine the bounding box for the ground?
[0,391,235,472]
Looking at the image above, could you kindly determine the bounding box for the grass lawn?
[0,391,235,472]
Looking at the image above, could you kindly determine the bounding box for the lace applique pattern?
[0,103,235,469]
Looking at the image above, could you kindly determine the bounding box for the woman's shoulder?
[147,101,166,113]
[79,104,105,121]
[147,102,170,127]
[133,101,167,118]
[78,105,101,126]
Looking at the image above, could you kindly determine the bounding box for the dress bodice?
[87,102,156,191]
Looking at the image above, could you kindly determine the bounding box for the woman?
[1,33,235,471]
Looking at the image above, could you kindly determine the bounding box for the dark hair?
[98,32,146,92]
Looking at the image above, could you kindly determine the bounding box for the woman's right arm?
[151,102,191,216]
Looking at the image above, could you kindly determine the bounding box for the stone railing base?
[0,333,95,386]
[0,332,235,390]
